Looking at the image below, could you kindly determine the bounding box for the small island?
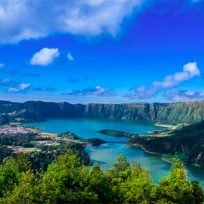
[87,138,106,146]
[98,129,139,138]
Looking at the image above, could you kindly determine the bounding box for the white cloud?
[153,62,200,88]
[0,0,143,43]
[8,83,30,92]
[0,63,5,68]
[183,62,200,76]
[18,83,30,90]
[30,48,60,66]
[67,52,74,61]
[126,62,201,99]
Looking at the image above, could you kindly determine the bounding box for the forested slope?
[129,120,204,167]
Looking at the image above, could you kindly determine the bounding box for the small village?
[0,124,38,134]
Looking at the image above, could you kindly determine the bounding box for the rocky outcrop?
[0,100,204,123]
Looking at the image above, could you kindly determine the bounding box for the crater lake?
[26,118,204,188]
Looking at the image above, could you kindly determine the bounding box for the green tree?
[0,152,202,204]
[156,160,195,204]
[0,154,33,203]
[88,163,113,203]
[191,181,204,204]
[36,151,97,203]
[107,155,131,203]
[0,158,20,198]
[109,154,131,181]
[121,162,154,204]
[0,171,36,204]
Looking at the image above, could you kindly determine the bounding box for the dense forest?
[129,120,204,167]
[0,151,203,204]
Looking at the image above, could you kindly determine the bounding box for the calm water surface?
[27,118,204,187]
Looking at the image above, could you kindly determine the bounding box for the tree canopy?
[0,152,203,204]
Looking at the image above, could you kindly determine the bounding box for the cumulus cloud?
[126,62,201,99]
[67,52,74,61]
[63,86,117,97]
[0,0,143,43]
[8,83,30,92]
[152,62,200,88]
[30,48,60,66]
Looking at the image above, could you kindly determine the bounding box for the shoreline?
[129,143,203,170]
[129,143,161,156]
[154,122,180,130]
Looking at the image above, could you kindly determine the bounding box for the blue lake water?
[26,118,204,187]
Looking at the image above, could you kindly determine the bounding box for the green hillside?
[129,121,204,167]
[0,100,204,124]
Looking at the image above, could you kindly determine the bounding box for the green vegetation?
[162,153,186,163]
[98,129,139,138]
[0,101,203,202]
[0,146,12,163]
[1,100,204,124]
[58,132,82,141]
[148,126,175,137]
[0,132,37,147]
[29,143,90,171]
[87,138,106,146]
[129,120,204,167]
[0,131,90,171]
[0,152,203,203]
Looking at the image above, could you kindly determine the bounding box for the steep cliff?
[0,100,204,123]
[84,102,204,123]
[0,101,84,122]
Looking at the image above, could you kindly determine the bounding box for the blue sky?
[0,0,204,103]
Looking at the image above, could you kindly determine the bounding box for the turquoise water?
[27,118,204,187]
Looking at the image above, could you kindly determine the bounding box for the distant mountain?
[0,101,84,123]
[0,100,204,123]
[129,120,204,167]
